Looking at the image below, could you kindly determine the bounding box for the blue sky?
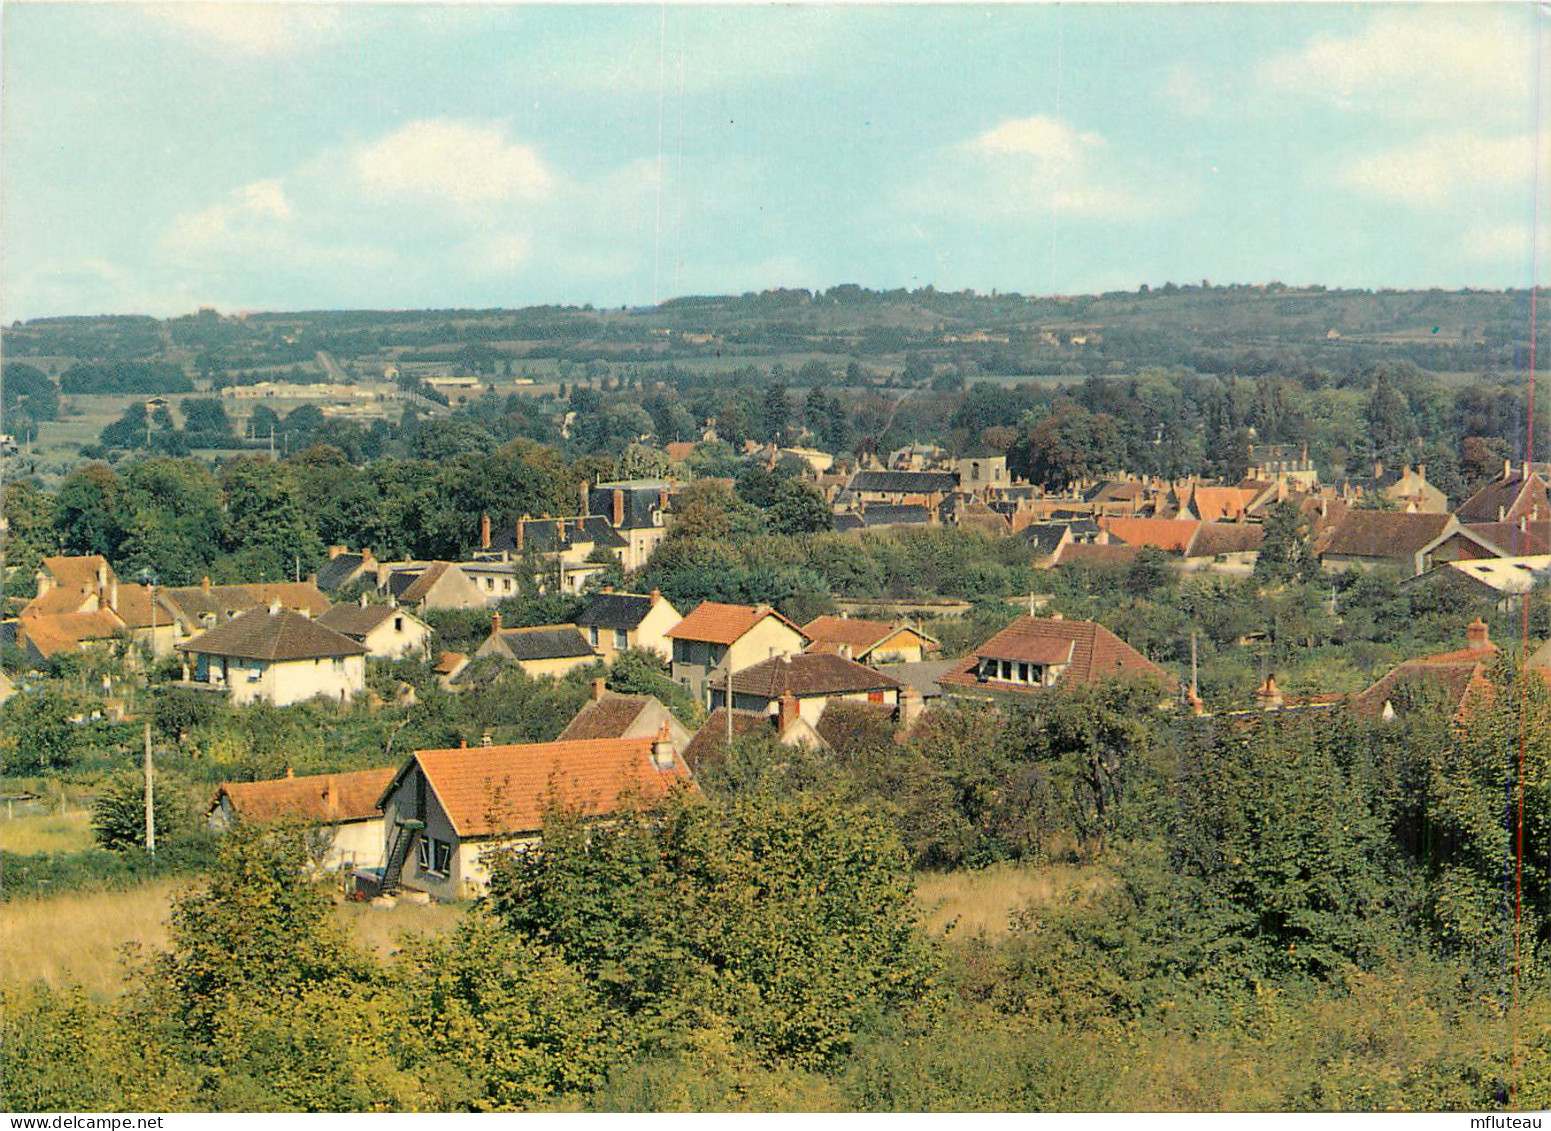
[2,2,1547,318]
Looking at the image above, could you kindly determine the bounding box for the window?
[394,617,404,632]
[589,626,600,647]
[432,839,452,877]
[333,658,344,671]
[415,837,431,872]
[614,629,628,651]
[503,578,512,592]
[486,578,495,591]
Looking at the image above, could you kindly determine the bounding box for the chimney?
[650,588,662,604]
[1504,459,1513,481]
[480,513,492,550]
[285,766,294,779]
[580,480,591,515]
[1373,459,1383,480]
[269,597,282,615]
[359,592,369,608]
[1466,617,1490,651]
[324,775,339,814]
[1417,464,1426,480]
[591,676,607,701]
[515,517,526,551]
[480,730,493,748]
[658,487,669,511]
[612,488,625,526]
[651,719,676,769]
[328,545,345,560]
[491,611,502,634]
[777,693,800,735]
[899,687,924,731]
[1256,675,1284,711]
[202,576,212,593]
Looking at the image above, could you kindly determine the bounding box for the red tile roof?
[215,767,396,825]
[557,694,656,741]
[17,610,125,658]
[665,601,804,645]
[1189,487,1258,523]
[396,737,694,838]
[801,616,903,656]
[940,616,1176,693]
[1055,542,1143,567]
[1098,517,1200,553]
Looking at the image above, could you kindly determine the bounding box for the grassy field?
[0,860,1103,997]
[0,810,95,855]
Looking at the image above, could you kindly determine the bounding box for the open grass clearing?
[0,810,95,855]
[914,860,1113,940]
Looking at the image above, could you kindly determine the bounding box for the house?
[1349,619,1501,721]
[20,555,173,658]
[800,616,936,664]
[316,599,432,660]
[158,578,331,652]
[177,600,367,706]
[1341,463,1449,514]
[1319,512,1499,576]
[939,615,1176,700]
[709,653,903,724]
[1184,487,1260,523]
[208,766,395,872]
[1455,463,1549,525]
[1053,542,1144,568]
[374,733,693,898]
[1097,516,1200,555]
[1183,523,1265,573]
[587,480,679,571]
[476,512,628,595]
[314,547,379,595]
[665,601,808,705]
[572,589,681,662]
[1462,519,1551,558]
[845,469,958,508]
[679,706,827,770]
[954,452,1009,490]
[382,562,486,611]
[557,679,694,756]
[472,615,598,679]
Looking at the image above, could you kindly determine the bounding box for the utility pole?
[144,716,155,856]
[1190,630,1199,701]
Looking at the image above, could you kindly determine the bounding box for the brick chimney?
[480,513,492,550]
[480,730,493,748]
[515,517,526,551]
[1466,617,1490,651]
[649,588,662,604]
[580,480,591,515]
[591,676,607,701]
[777,693,800,734]
[651,719,676,768]
[202,575,212,593]
[1256,675,1283,711]
[328,545,346,560]
[491,611,502,634]
[612,488,625,526]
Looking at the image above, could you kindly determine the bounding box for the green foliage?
[90,769,199,852]
[0,687,94,773]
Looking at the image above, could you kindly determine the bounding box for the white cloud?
[152,3,342,56]
[351,119,553,207]
[1259,9,1539,119]
[1337,131,1546,207]
[163,178,292,252]
[1461,223,1551,267]
[966,116,1105,167]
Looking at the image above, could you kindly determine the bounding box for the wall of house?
[456,835,538,898]
[729,618,807,671]
[382,774,463,901]
[220,654,364,706]
[363,615,431,660]
[633,599,680,661]
[317,818,385,873]
[866,631,927,664]
[518,653,597,680]
[422,569,485,610]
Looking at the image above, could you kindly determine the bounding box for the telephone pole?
[144,716,155,856]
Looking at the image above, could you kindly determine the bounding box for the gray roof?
[861,504,933,527]
[315,553,366,593]
[875,660,956,699]
[574,592,656,631]
[491,625,596,662]
[316,603,402,640]
[848,470,958,494]
[487,515,627,554]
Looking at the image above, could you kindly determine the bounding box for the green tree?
[1254,499,1320,586]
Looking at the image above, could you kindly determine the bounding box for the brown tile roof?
[1098,517,1199,553]
[712,652,903,699]
[24,556,114,617]
[557,694,654,741]
[1455,470,1550,524]
[17,610,125,658]
[665,601,804,645]
[1187,523,1265,558]
[680,709,777,769]
[159,580,329,629]
[178,606,367,661]
[1462,521,1551,557]
[800,616,900,656]
[398,737,693,838]
[940,615,1176,693]
[316,603,398,639]
[215,767,396,825]
[1322,511,1454,559]
[396,562,452,604]
[1055,542,1143,567]
[433,651,467,675]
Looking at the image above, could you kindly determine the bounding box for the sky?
[1,1,1548,319]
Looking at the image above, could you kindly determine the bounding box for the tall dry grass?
[0,810,95,855]
[914,861,1112,939]
[1,880,465,996]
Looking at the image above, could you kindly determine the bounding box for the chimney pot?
[1466,617,1490,650]
[651,718,675,768]
[777,693,800,734]
[491,611,502,634]
[480,513,492,551]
